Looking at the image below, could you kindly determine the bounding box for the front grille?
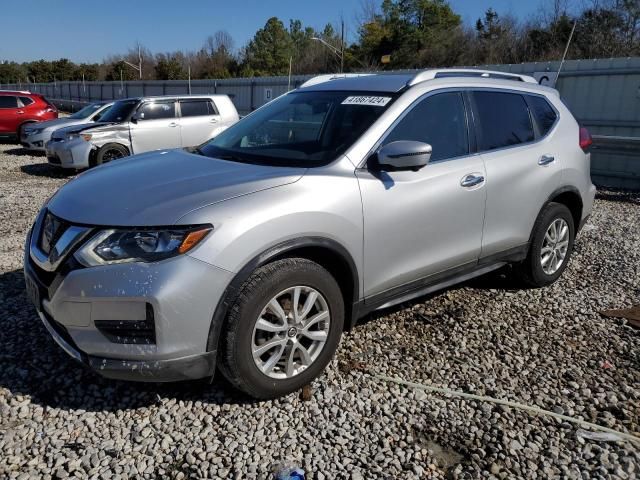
[95,304,156,345]
[40,212,70,255]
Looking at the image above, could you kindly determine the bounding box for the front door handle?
[16,110,24,114]
[538,154,555,165]
[460,173,485,188]
[168,122,178,127]
[210,118,218,123]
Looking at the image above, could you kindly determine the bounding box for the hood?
[47,149,305,226]
[51,122,115,139]
[28,118,85,132]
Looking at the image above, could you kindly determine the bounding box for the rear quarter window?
[18,96,35,107]
[473,91,534,151]
[527,95,558,136]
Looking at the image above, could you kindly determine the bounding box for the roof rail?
[408,69,538,86]
[299,73,374,89]
[0,89,32,94]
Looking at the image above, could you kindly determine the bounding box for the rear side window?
[382,92,469,162]
[527,95,558,136]
[137,101,176,120]
[18,96,35,107]
[0,96,18,108]
[180,100,216,117]
[473,91,534,151]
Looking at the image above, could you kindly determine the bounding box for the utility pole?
[340,17,345,74]
[287,56,292,91]
[188,65,191,94]
[123,44,143,80]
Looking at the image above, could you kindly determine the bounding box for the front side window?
[136,101,176,120]
[99,100,138,123]
[198,91,395,166]
[180,100,212,117]
[0,96,18,108]
[473,91,534,151]
[382,92,469,162]
[528,95,558,136]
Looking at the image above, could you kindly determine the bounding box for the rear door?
[129,100,180,153]
[471,90,562,258]
[178,99,221,146]
[0,96,20,134]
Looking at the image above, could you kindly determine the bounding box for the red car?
[0,90,58,138]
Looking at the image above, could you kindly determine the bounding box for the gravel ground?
[0,142,638,479]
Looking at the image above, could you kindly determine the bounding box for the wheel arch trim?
[206,236,360,354]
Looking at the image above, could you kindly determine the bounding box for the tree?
[241,17,293,76]
[154,53,185,80]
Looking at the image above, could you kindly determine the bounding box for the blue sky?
[2,0,550,63]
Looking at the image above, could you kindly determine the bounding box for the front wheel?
[516,202,575,287]
[93,143,129,166]
[218,258,344,399]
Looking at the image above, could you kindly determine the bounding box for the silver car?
[45,95,239,169]
[25,70,596,398]
[20,101,113,152]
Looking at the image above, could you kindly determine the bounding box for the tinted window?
[18,96,34,106]
[0,96,18,108]
[69,103,104,119]
[528,95,557,136]
[137,102,176,120]
[382,92,469,162]
[180,100,211,117]
[473,91,534,151]
[100,100,138,123]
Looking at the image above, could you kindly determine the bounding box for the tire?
[93,143,129,166]
[516,202,575,287]
[218,258,344,399]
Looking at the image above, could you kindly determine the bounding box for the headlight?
[65,133,92,141]
[74,226,212,266]
[27,128,43,135]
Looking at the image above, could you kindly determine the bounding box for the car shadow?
[0,268,258,412]
[20,163,76,178]
[4,147,45,157]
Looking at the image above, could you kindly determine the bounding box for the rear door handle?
[16,110,24,114]
[168,122,178,127]
[460,173,485,188]
[538,154,555,165]
[210,118,219,123]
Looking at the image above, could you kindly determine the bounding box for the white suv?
[45,95,239,169]
[26,70,595,398]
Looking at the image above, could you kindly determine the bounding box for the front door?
[129,100,181,153]
[356,91,486,300]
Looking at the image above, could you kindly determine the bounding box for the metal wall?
[4,57,639,189]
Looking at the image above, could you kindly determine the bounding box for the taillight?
[579,127,592,151]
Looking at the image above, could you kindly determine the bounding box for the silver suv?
[25,70,596,398]
[45,94,239,169]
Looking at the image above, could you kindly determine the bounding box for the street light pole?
[123,45,143,80]
[311,37,344,73]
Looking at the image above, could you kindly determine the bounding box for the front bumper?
[21,131,50,152]
[24,225,233,382]
[45,138,93,169]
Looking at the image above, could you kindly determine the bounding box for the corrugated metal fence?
[4,57,639,189]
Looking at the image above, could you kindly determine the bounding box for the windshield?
[69,103,105,119]
[98,99,138,123]
[198,91,395,166]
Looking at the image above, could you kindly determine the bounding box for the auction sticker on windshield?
[341,96,392,107]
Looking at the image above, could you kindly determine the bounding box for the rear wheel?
[218,258,344,399]
[93,143,129,166]
[516,202,575,287]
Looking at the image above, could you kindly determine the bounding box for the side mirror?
[377,140,432,171]
[130,116,138,124]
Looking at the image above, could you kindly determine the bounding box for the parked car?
[45,95,239,169]
[25,70,595,398]
[21,101,113,152]
[0,90,57,138]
